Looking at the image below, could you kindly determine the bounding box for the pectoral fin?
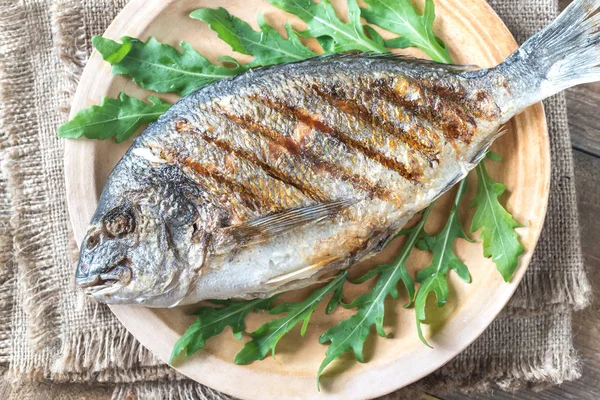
[264,256,339,286]
[212,199,353,252]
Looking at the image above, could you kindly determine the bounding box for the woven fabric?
[0,0,591,398]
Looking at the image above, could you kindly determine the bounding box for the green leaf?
[234,271,347,365]
[170,297,274,363]
[414,179,471,346]
[92,36,244,96]
[470,156,524,282]
[363,25,386,47]
[361,0,452,63]
[325,274,346,315]
[486,151,502,162]
[96,38,132,64]
[190,8,316,67]
[384,36,413,49]
[268,0,388,53]
[57,93,171,143]
[316,205,433,387]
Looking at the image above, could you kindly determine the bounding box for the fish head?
[75,192,199,307]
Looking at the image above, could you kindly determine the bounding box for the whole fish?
[75,0,600,307]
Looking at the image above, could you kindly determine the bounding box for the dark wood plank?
[443,151,600,400]
[559,1,600,158]
[563,84,600,157]
[566,150,600,399]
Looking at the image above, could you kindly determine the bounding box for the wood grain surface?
[443,1,600,398]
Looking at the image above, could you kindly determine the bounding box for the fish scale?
[252,74,430,182]
[156,131,308,215]
[211,89,399,203]
[212,99,361,203]
[309,74,444,162]
[75,0,600,306]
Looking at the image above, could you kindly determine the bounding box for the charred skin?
[76,55,505,306]
[148,57,501,219]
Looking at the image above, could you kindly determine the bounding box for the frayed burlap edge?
[0,0,61,351]
[0,127,15,365]
[112,380,234,400]
[509,264,592,312]
[52,324,161,379]
[0,15,15,364]
[52,0,90,115]
[430,310,582,394]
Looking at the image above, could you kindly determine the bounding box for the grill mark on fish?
[179,117,330,203]
[250,93,424,183]
[308,82,440,164]
[362,76,498,144]
[211,108,400,203]
[156,143,301,215]
[156,145,262,213]
[421,80,500,121]
[375,77,469,141]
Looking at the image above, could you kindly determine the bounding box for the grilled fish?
[75,0,600,307]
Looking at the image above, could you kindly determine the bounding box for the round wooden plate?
[64,0,550,398]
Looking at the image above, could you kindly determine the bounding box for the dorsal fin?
[315,52,479,72]
[211,199,353,252]
[248,51,478,73]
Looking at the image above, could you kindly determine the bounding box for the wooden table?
[442,1,600,398]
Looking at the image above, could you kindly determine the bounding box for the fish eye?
[103,207,136,238]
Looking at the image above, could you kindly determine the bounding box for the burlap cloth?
[0,0,593,398]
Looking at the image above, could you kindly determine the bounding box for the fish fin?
[213,199,354,251]
[244,199,353,234]
[432,125,505,203]
[466,124,508,168]
[264,256,339,286]
[304,52,479,73]
[493,0,600,111]
[244,52,478,76]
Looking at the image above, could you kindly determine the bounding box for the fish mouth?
[76,259,133,292]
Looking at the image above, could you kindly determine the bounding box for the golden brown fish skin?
[75,0,600,305]
[75,55,508,306]
[165,61,500,220]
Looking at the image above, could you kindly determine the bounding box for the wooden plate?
[64,0,550,398]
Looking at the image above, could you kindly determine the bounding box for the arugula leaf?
[316,205,433,387]
[234,271,347,364]
[384,36,413,49]
[361,0,451,63]
[170,297,274,363]
[470,153,524,282]
[57,93,171,143]
[414,179,471,346]
[92,36,244,96]
[268,0,388,53]
[190,8,316,67]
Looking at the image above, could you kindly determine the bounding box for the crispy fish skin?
[75,0,600,306]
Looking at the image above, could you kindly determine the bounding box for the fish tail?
[493,0,600,115]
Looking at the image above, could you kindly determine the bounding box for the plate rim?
[64,0,551,398]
